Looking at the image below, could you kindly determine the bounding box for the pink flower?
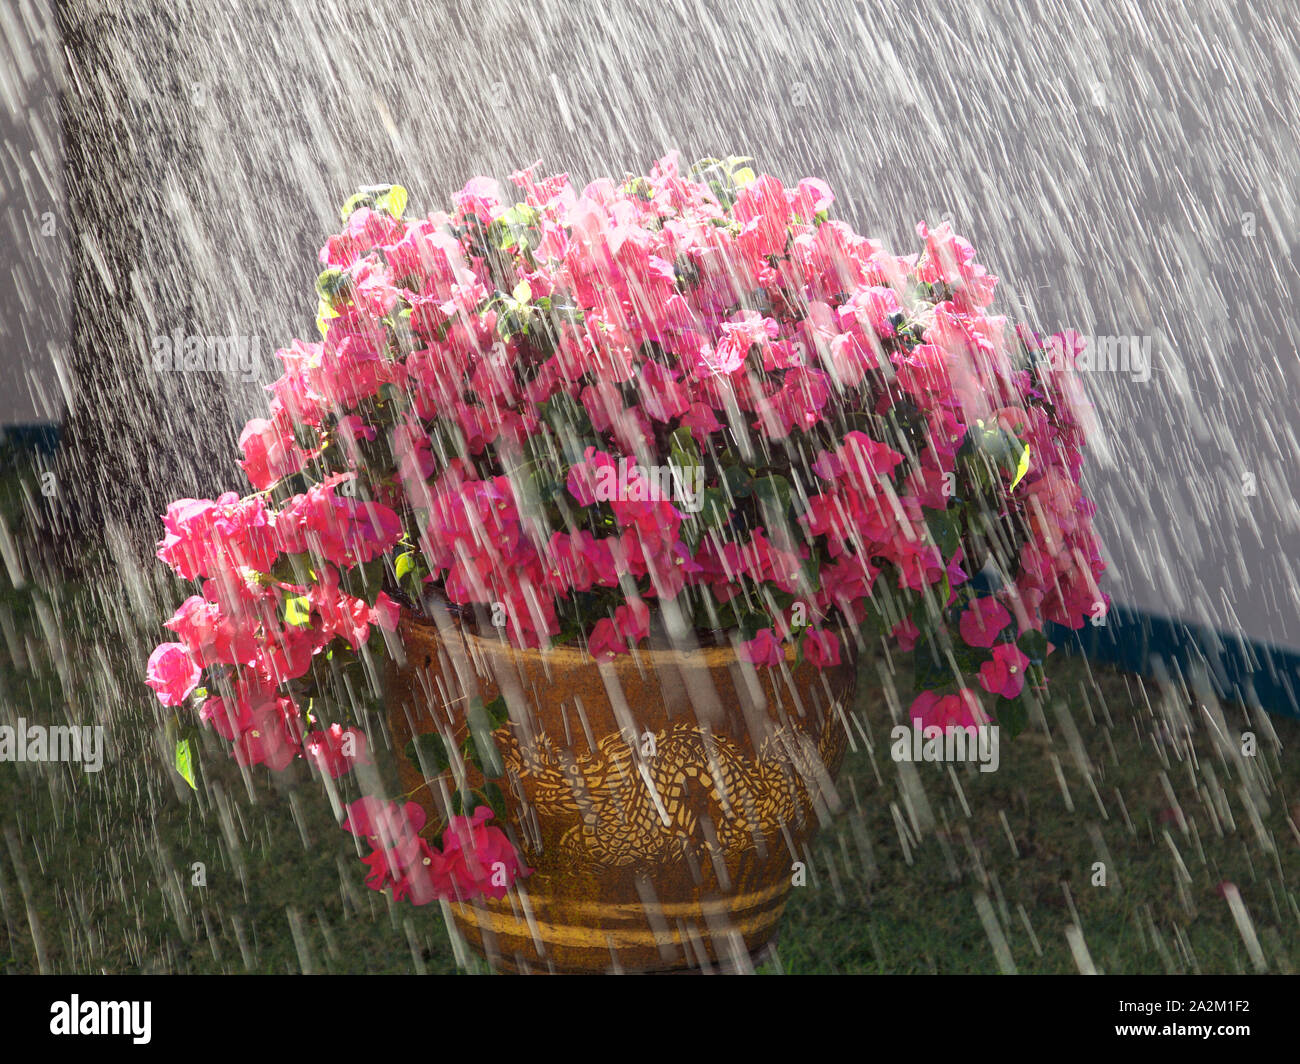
[319,206,405,268]
[311,322,402,406]
[199,694,250,741]
[453,176,503,223]
[371,591,401,632]
[440,807,532,901]
[145,643,200,707]
[959,598,1012,649]
[791,177,834,219]
[803,628,841,668]
[613,600,650,641]
[303,723,371,778]
[273,481,402,567]
[765,366,831,437]
[914,220,998,311]
[239,418,304,492]
[342,797,427,846]
[157,493,277,580]
[165,595,259,667]
[565,448,618,506]
[230,696,303,771]
[680,402,723,440]
[977,644,1031,699]
[890,617,920,652]
[389,836,451,906]
[588,618,626,661]
[740,628,786,667]
[910,689,989,731]
[733,175,790,261]
[841,285,902,337]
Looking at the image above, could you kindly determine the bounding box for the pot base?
[453,894,787,975]
[448,872,792,974]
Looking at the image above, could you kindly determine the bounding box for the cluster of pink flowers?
[148,153,1108,905]
[341,797,531,905]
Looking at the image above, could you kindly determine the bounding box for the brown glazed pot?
[387,607,858,974]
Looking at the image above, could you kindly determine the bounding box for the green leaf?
[732,166,756,188]
[269,553,313,585]
[722,465,753,500]
[465,697,505,779]
[316,299,337,339]
[925,507,962,558]
[341,183,408,221]
[692,486,731,531]
[375,185,408,219]
[737,609,771,642]
[395,550,416,582]
[752,474,792,512]
[404,732,452,778]
[1017,628,1049,664]
[482,694,510,730]
[668,426,698,457]
[451,787,493,817]
[540,392,593,439]
[996,697,1029,738]
[480,781,507,820]
[912,633,952,695]
[502,203,540,228]
[1010,442,1032,490]
[283,594,312,627]
[511,280,532,304]
[175,739,196,790]
[315,268,350,306]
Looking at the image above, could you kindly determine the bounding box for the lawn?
[1,448,1295,974]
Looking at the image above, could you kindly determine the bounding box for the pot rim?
[396,601,859,676]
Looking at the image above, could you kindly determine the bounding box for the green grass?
[0,451,1296,974]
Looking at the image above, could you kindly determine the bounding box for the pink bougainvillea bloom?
[890,617,920,652]
[231,702,301,771]
[199,694,249,742]
[613,599,650,642]
[440,807,533,901]
[389,835,452,906]
[341,797,427,846]
[959,597,1012,649]
[145,642,201,707]
[273,481,402,568]
[453,176,503,223]
[910,688,990,731]
[156,493,277,581]
[303,723,371,778]
[239,417,305,492]
[165,595,259,667]
[740,628,786,667]
[587,617,626,661]
[977,644,1031,699]
[790,176,834,219]
[802,627,841,668]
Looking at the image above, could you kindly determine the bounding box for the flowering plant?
[147,153,1107,906]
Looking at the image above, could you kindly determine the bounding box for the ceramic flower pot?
[387,606,858,974]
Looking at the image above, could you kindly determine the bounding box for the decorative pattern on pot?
[390,609,857,973]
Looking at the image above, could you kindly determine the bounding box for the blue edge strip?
[6,424,1297,720]
[1045,607,1300,721]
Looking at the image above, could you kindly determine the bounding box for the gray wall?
[0,0,66,431]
